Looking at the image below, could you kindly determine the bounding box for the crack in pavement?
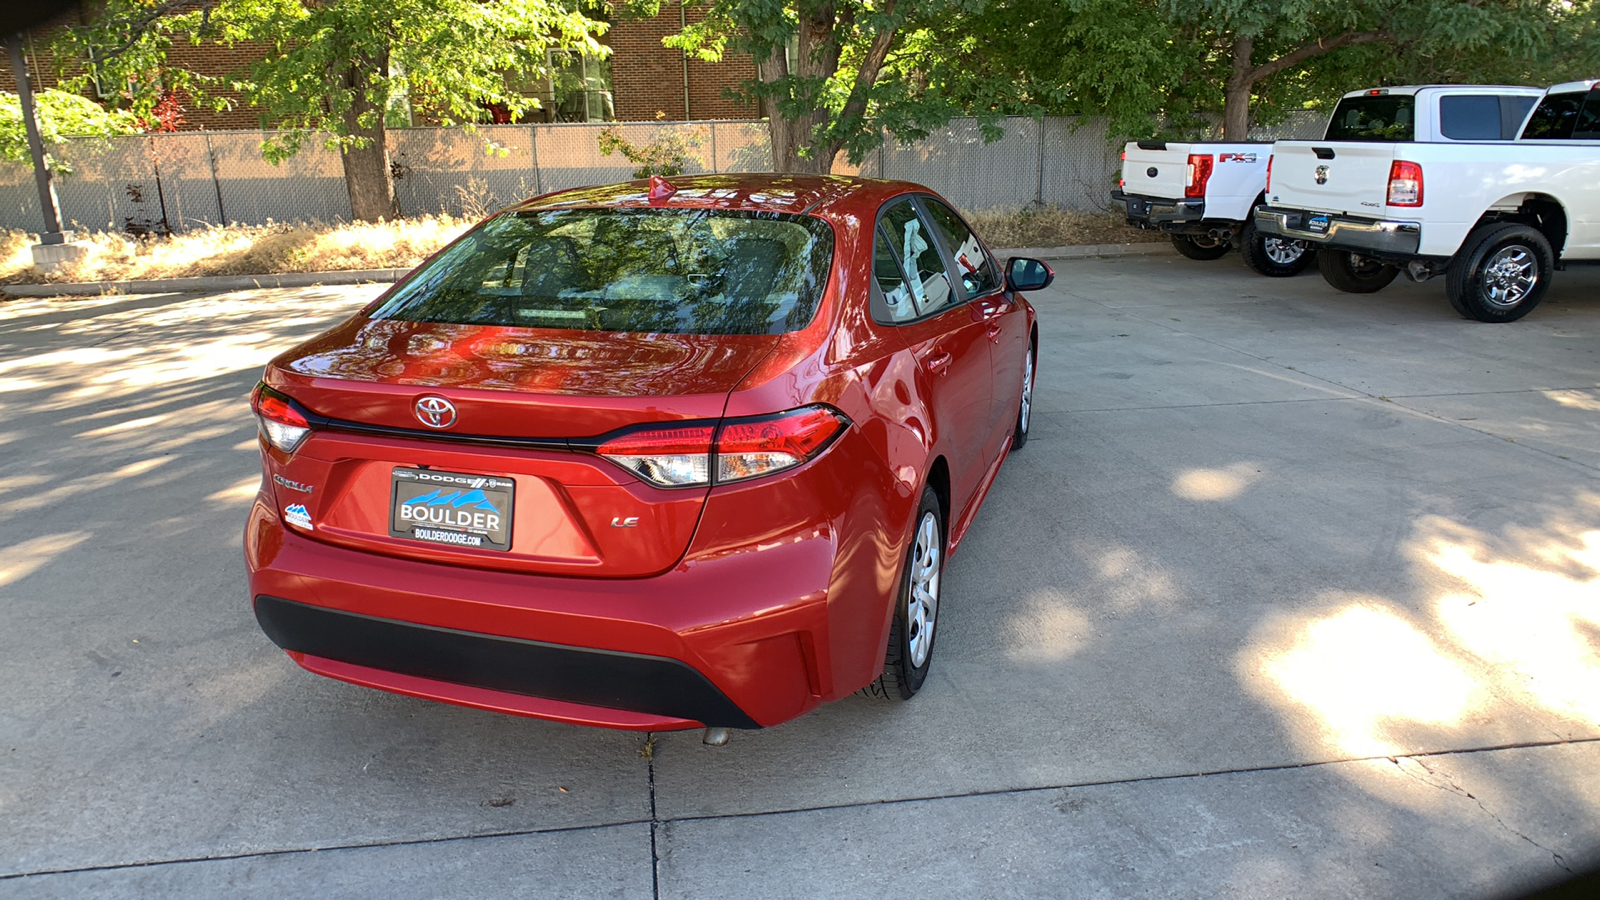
[6,735,1598,882]
[1388,756,1573,874]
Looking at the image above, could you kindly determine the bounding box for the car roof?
[511,174,924,218]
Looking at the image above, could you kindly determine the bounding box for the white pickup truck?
[1114,84,1543,277]
[1255,80,1600,322]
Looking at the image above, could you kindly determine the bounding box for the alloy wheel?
[906,511,942,668]
[1481,245,1538,309]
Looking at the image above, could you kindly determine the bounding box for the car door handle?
[986,324,1002,342]
[923,351,953,375]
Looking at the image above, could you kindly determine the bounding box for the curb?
[2,242,1175,299]
[2,268,412,298]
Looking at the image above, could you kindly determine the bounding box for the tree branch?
[836,0,899,125]
[77,0,218,67]
[1248,29,1389,83]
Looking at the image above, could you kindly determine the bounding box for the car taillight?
[715,406,848,484]
[1119,151,1126,188]
[251,383,312,453]
[1185,154,1214,198]
[596,423,716,487]
[594,406,849,488]
[1387,160,1423,207]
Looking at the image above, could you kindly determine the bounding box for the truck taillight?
[1185,154,1213,198]
[1265,155,1273,193]
[594,406,849,488]
[251,383,313,454]
[1387,160,1423,207]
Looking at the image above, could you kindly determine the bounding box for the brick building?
[2,4,758,131]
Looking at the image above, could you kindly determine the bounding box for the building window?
[500,51,614,123]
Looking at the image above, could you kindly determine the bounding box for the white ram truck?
[1254,80,1600,322]
[1114,84,1543,277]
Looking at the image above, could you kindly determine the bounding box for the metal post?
[710,122,718,174]
[528,125,542,195]
[204,131,227,224]
[1035,118,1045,207]
[6,33,70,242]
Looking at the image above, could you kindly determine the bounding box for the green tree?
[626,0,986,174]
[1,88,137,172]
[55,0,608,221]
[926,0,1585,141]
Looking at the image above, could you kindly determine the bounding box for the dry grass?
[968,206,1165,250]
[0,215,472,285]
[1,205,1158,287]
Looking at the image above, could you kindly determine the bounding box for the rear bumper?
[1254,206,1421,259]
[245,495,843,731]
[1113,190,1205,229]
[255,595,761,728]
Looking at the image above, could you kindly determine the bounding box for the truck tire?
[1318,250,1399,293]
[1239,223,1314,277]
[1171,234,1230,261]
[1444,223,1554,323]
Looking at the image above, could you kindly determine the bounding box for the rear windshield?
[1324,95,1415,142]
[368,208,835,335]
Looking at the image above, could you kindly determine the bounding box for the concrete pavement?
[1,251,1597,897]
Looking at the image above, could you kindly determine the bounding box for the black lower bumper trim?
[253,595,761,729]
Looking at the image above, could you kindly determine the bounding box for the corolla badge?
[1315,165,1330,185]
[414,395,457,429]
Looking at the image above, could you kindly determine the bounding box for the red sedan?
[246,174,1053,732]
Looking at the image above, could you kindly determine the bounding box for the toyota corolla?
[245,174,1053,732]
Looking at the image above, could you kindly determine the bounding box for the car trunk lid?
[259,318,782,577]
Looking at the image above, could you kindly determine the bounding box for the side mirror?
[1005,257,1054,292]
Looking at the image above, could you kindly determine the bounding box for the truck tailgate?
[1268,141,1399,215]
[1121,143,1196,200]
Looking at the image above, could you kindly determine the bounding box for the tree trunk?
[760,2,842,174]
[340,52,399,222]
[1222,35,1254,141]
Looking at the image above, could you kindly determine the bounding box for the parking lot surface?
[2,253,1597,898]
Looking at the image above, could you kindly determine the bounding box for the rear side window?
[1324,95,1415,141]
[367,208,834,335]
[922,199,1000,297]
[877,200,954,321]
[1438,95,1503,140]
[1521,92,1592,140]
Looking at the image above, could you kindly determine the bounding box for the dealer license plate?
[389,467,515,552]
[1306,214,1330,234]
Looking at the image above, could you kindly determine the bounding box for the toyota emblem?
[414,395,457,429]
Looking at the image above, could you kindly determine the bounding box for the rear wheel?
[1444,223,1553,323]
[1171,234,1230,261]
[862,488,943,701]
[1318,250,1399,293]
[1010,341,1034,451]
[1239,223,1313,277]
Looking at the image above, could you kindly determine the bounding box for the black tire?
[862,487,944,701]
[1239,223,1314,277]
[1317,250,1400,293]
[1010,338,1034,451]
[1443,223,1554,323]
[1171,234,1230,261]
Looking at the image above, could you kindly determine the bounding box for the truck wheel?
[1444,223,1553,323]
[1239,223,1314,277]
[1171,234,1230,261]
[1317,250,1399,293]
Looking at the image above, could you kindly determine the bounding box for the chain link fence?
[0,111,1331,233]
